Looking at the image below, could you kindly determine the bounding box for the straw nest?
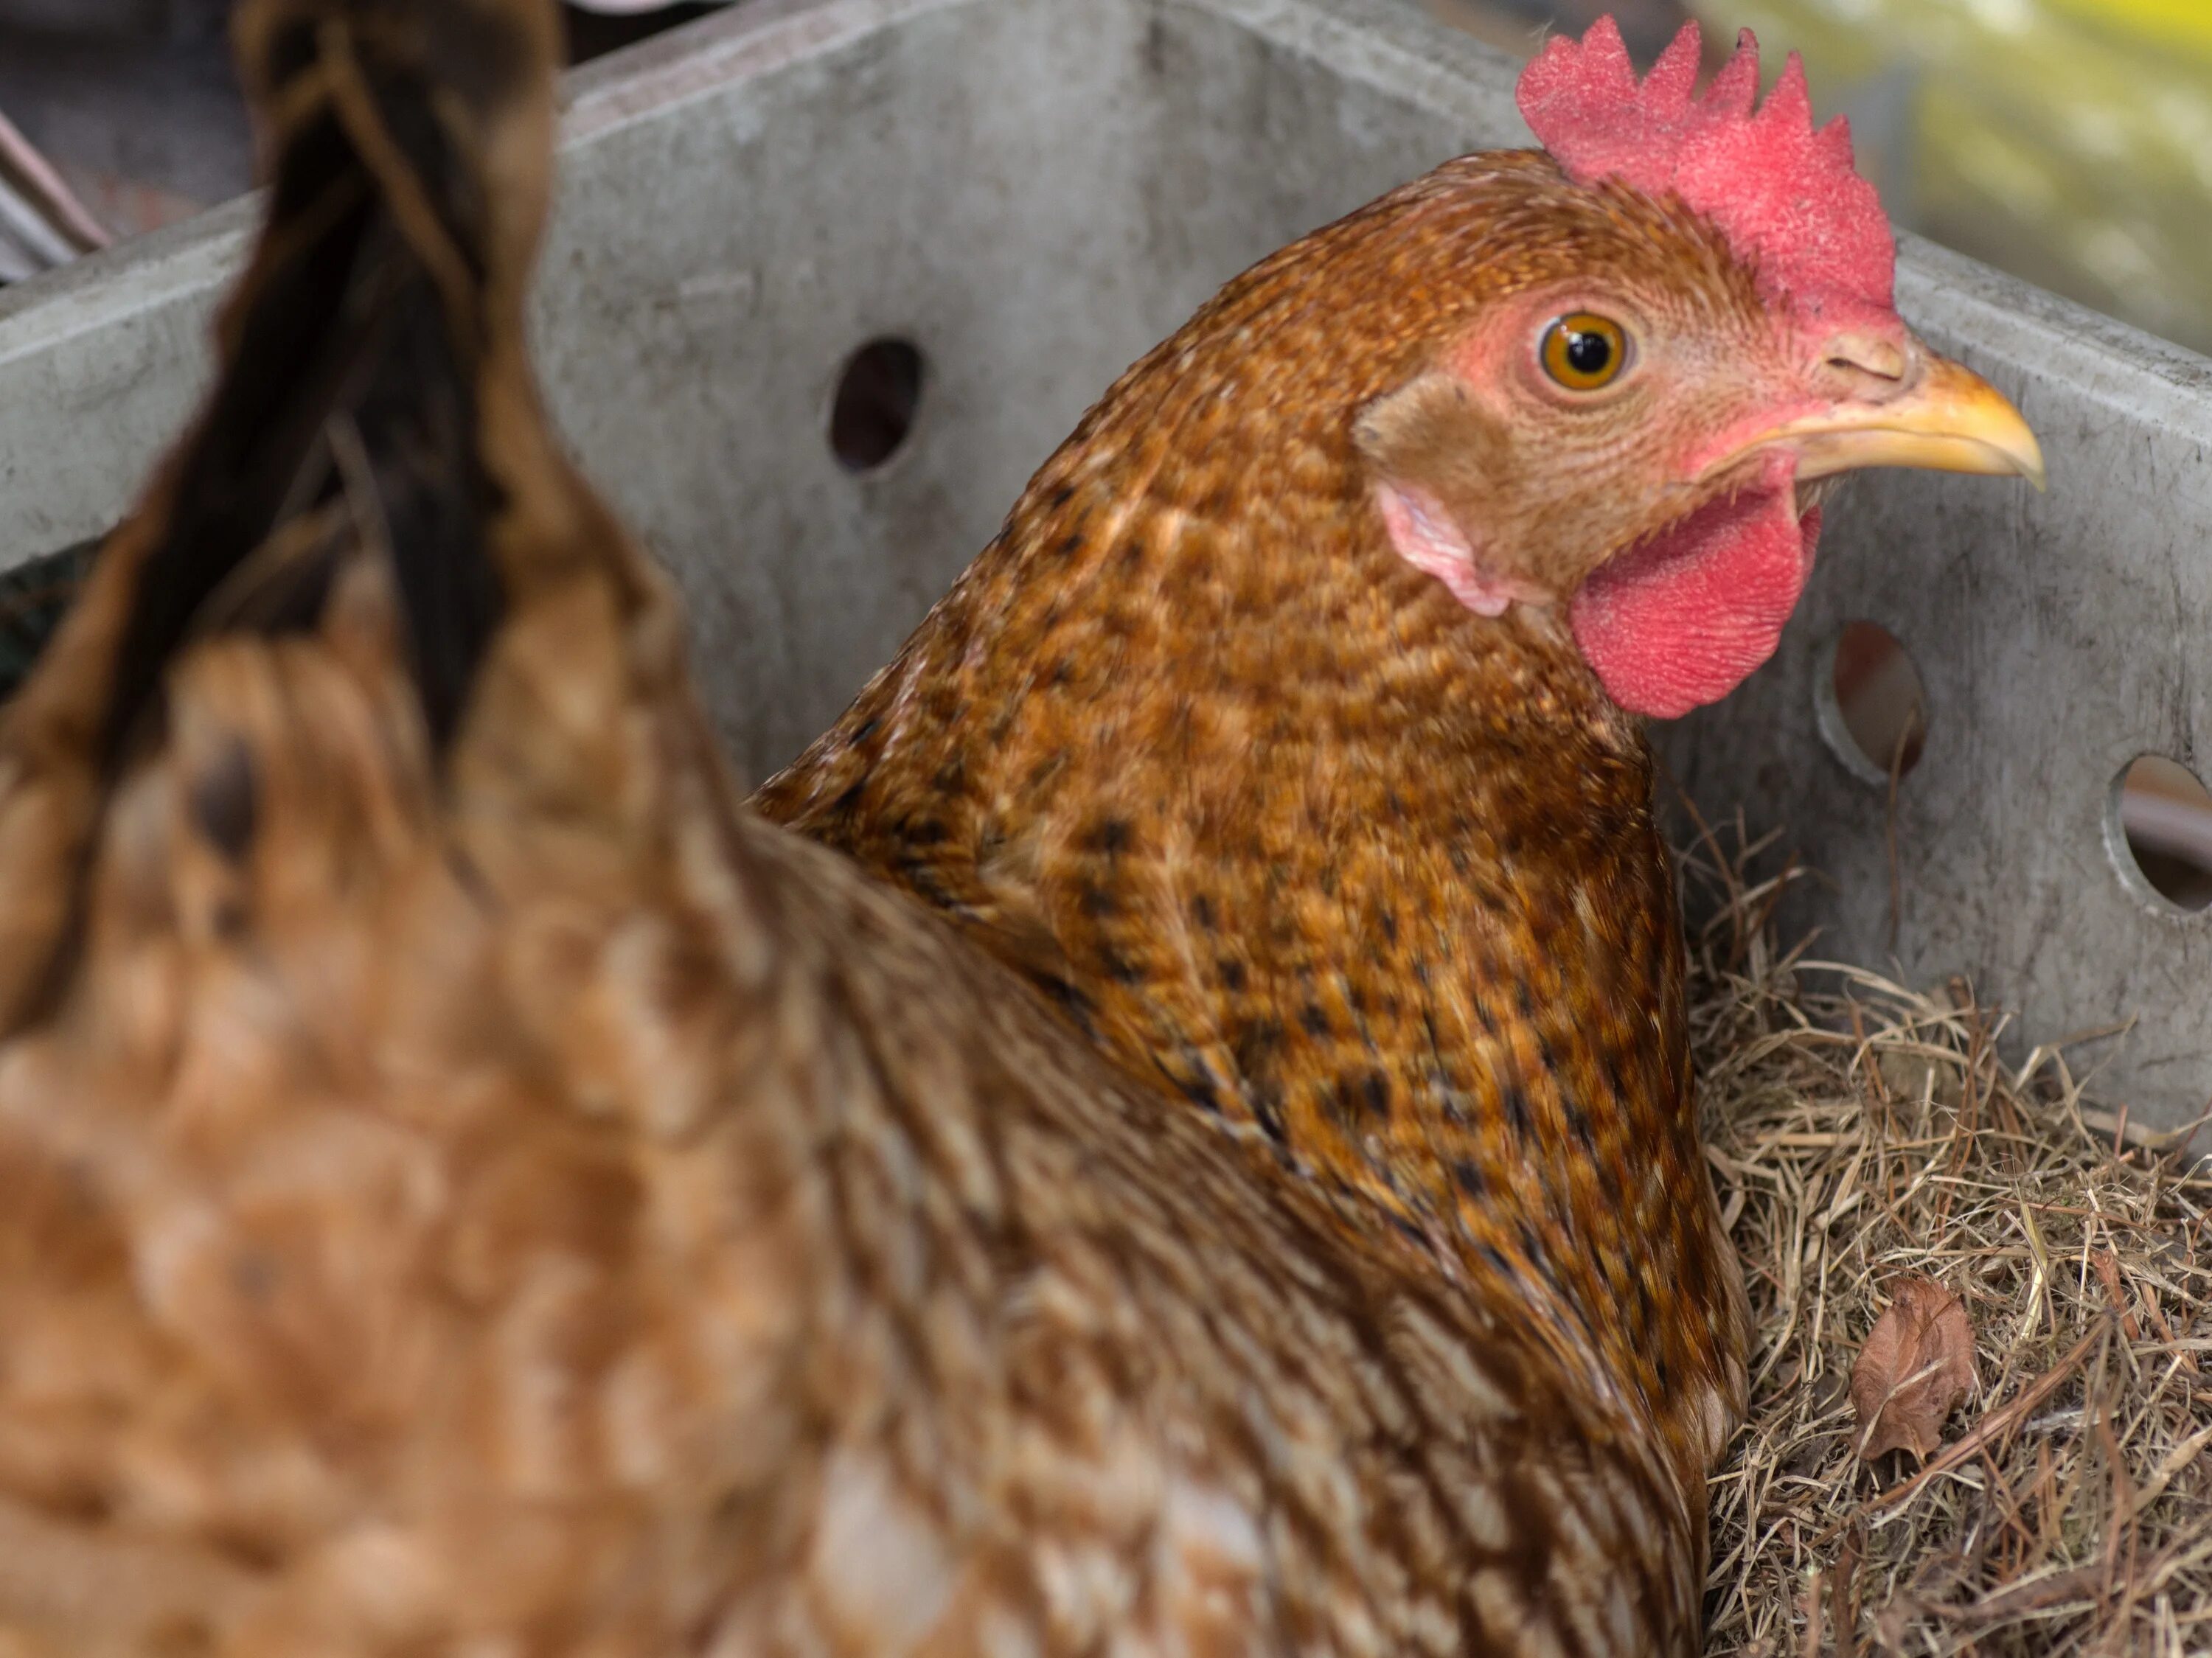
[1686,822,2212,1657]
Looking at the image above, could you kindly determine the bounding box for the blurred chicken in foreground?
[0,0,1736,1652]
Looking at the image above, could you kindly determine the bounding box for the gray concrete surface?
[0,0,2202,1128]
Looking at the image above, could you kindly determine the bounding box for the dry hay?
[1685,822,2212,1657]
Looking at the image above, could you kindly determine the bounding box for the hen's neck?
[759,428,1747,1498]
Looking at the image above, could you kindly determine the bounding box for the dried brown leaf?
[1849,1275,1977,1463]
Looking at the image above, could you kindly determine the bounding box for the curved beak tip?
[1770,355,2048,496]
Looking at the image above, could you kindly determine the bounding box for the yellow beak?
[1759,355,2047,492]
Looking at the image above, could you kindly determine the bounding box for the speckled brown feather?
[0,4,1703,1654]
[757,161,1756,1508]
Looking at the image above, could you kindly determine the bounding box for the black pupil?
[1564,327,1613,377]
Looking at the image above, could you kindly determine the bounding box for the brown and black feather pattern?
[757,157,1755,1522]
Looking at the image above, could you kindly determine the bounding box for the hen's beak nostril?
[1823,334,1908,384]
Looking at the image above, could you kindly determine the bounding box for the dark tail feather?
[0,0,560,1036]
[97,0,560,778]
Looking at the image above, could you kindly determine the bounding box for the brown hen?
[757,18,2043,1525]
[0,0,1730,1653]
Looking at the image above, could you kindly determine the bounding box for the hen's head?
[1350,19,2040,717]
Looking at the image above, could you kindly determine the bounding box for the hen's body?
[757,159,1752,1502]
[0,3,1703,1653]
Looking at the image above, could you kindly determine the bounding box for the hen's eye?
[1540,313,1630,391]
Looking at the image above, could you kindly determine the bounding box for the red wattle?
[1569,471,1820,720]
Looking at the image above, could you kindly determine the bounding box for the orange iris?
[1540,313,1629,391]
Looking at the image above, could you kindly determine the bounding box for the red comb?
[1515,18,1894,322]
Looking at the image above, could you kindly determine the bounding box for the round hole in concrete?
[1815,621,1927,785]
[830,338,925,473]
[2109,755,2212,915]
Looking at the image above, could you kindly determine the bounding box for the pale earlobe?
[1374,481,1539,616]
[1376,482,1500,614]
[1357,371,1548,618]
